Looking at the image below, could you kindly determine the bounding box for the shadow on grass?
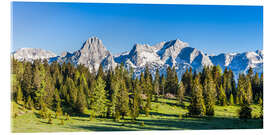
[72,116,263,131]
[149,112,179,118]
[72,125,133,131]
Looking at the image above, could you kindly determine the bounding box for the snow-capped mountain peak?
[12,48,56,61]
[12,37,263,79]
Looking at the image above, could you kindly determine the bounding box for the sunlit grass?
[11,98,263,132]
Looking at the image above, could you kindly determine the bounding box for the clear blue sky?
[12,2,263,55]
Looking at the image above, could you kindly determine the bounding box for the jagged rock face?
[58,37,117,72]
[210,51,263,75]
[114,39,214,78]
[12,37,263,79]
[157,39,189,62]
[12,48,56,61]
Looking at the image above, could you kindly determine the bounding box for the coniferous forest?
[11,58,263,132]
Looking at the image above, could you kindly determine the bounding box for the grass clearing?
[11,98,263,132]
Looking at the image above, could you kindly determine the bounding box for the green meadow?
[11,97,263,133]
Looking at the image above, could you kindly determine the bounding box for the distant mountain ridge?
[12,37,263,78]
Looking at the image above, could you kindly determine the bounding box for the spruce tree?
[16,84,23,104]
[75,86,87,113]
[153,69,160,101]
[65,77,78,109]
[144,66,153,111]
[26,95,34,110]
[229,93,234,105]
[177,81,185,104]
[131,78,141,120]
[108,71,120,118]
[160,74,166,98]
[188,76,206,116]
[203,72,216,116]
[90,76,108,117]
[119,79,130,119]
[55,101,63,119]
[218,84,227,106]
[246,80,253,104]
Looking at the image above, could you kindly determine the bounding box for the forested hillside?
[11,57,263,120]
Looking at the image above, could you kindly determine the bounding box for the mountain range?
[12,37,263,78]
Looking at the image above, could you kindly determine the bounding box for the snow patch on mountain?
[12,48,56,61]
[12,37,263,79]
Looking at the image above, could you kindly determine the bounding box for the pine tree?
[118,79,130,119]
[259,73,263,98]
[16,84,23,104]
[144,66,153,111]
[131,78,141,120]
[96,64,104,79]
[26,95,34,110]
[153,69,160,102]
[55,101,63,119]
[65,77,78,110]
[229,69,237,99]
[246,80,253,104]
[229,93,234,105]
[160,74,166,98]
[90,76,108,117]
[75,86,87,113]
[21,62,33,98]
[252,73,260,102]
[237,74,253,105]
[177,81,185,104]
[33,63,47,108]
[218,84,227,106]
[182,68,193,96]
[108,71,120,118]
[165,66,179,95]
[188,76,206,116]
[203,72,216,116]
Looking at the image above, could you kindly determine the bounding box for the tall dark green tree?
[203,72,216,116]
[153,69,160,101]
[177,81,185,104]
[188,76,206,116]
[90,76,108,117]
[218,84,227,106]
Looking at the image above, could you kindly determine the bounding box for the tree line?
[11,58,263,120]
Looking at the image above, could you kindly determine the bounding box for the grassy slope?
[11,98,263,133]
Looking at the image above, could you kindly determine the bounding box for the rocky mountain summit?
[55,37,117,72]
[12,48,57,61]
[12,37,263,78]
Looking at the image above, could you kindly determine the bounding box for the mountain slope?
[56,37,117,72]
[12,48,57,61]
[12,37,263,78]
